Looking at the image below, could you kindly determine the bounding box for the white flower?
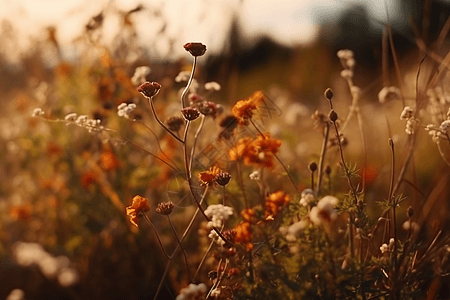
[309,196,339,226]
[400,106,414,120]
[32,108,45,117]
[64,113,78,122]
[281,220,307,242]
[337,49,354,60]
[378,86,400,104]
[117,103,137,119]
[175,71,191,82]
[380,243,388,254]
[402,220,420,232]
[204,81,221,91]
[346,58,356,68]
[299,188,315,207]
[405,119,415,135]
[340,69,353,80]
[439,120,450,132]
[249,171,260,180]
[176,283,207,300]
[204,204,233,244]
[131,66,151,86]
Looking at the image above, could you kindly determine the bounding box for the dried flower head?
[117,103,136,119]
[198,166,221,186]
[215,172,231,186]
[126,195,150,227]
[308,161,318,172]
[137,81,161,98]
[234,221,253,251]
[156,201,174,215]
[183,42,207,57]
[166,116,185,132]
[198,101,218,118]
[181,107,200,121]
[329,109,338,122]
[324,88,334,100]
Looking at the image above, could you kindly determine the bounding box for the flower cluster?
[400,106,415,134]
[299,188,315,207]
[309,195,339,226]
[378,86,401,104]
[229,133,281,169]
[31,108,45,117]
[337,49,355,79]
[279,220,307,242]
[204,204,233,246]
[126,195,150,227]
[231,91,264,124]
[117,103,136,119]
[265,191,291,219]
[131,66,151,86]
[176,283,207,300]
[64,113,104,133]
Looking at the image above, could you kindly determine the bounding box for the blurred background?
[1,0,450,299]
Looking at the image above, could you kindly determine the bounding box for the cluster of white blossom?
[204,81,221,91]
[299,188,315,207]
[337,49,355,79]
[400,106,415,135]
[64,113,103,133]
[279,220,307,242]
[12,242,79,287]
[309,196,339,226]
[204,204,233,246]
[175,70,199,92]
[176,283,207,300]
[249,171,260,180]
[131,66,151,86]
[380,238,395,254]
[31,108,45,117]
[117,103,137,119]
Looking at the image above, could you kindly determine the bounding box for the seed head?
[325,165,332,175]
[308,161,318,172]
[329,109,338,122]
[324,88,334,100]
[407,206,414,218]
[166,116,185,132]
[156,201,174,215]
[215,172,231,186]
[183,42,207,57]
[181,107,200,121]
[137,81,161,98]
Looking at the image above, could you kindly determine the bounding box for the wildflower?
[299,188,315,207]
[204,81,221,91]
[205,204,233,229]
[156,201,174,215]
[215,171,231,186]
[249,171,260,180]
[337,49,354,60]
[232,91,264,123]
[234,222,253,251]
[280,220,307,242]
[402,220,420,232]
[181,107,200,121]
[265,191,291,219]
[198,101,218,118]
[378,86,401,104]
[324,88,334,100]
[131,66,151,86]
[340,69,353,80]
[64,113,78,122]
[405,119,414,135]
[126,195,150,227]
[309,195,339,226]
[380,243,389,254]
[176,283,207,300]
[329,109,338,122]
[117,103,136,119]
[183,42,207,57]
[166,116,185,132]
[400,106,414,120]
[137,81,161,98]
[198,166,221,186]
[440,120,450,133]
[32,108,45,117]
[308,162,318,172]
[346,58,356,68]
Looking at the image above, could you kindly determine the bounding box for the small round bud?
[324,88,334,100]
[183,42,207,57]
[407,206,414,218]
[325,165,332,175]
[208,270,218,280]
[181,107,200,121]
[166,116,185,132]
[329,109,338,122]
[308,161,318,172]
[137,81,161,98]
[215,172,231,186]
[156,201,174,215]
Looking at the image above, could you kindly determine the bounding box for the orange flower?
[228,133,281,169]
[126,195,150,227]
[100,148,121,171]
[241,208,255,222]
[234,221,253,251]
[198,166,221,186]
[265,191,291,219]
[232,91,264,124]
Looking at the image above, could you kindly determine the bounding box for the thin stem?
[168,215,193,282]
[153,187,208,300]
[194,239,215,281]
[317,123,330,194]
[249,118,298,192]
[189,115,205,171]
[181,57,197,108]
[148,97,184,143]
[142,213,171,258]
[236,159,249,209]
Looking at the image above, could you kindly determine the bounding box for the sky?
[0,0,405,62]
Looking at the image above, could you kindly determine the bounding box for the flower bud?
[137,81,161,98]
[325,165,332,175]
[215,172,231,186]
[329,109,338,122]
[183,42,207,57]
[407,206,414,218]
[324,88,334,100]
[156,201,174,215]
[181,107,200,121]
[308,161,318,172]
